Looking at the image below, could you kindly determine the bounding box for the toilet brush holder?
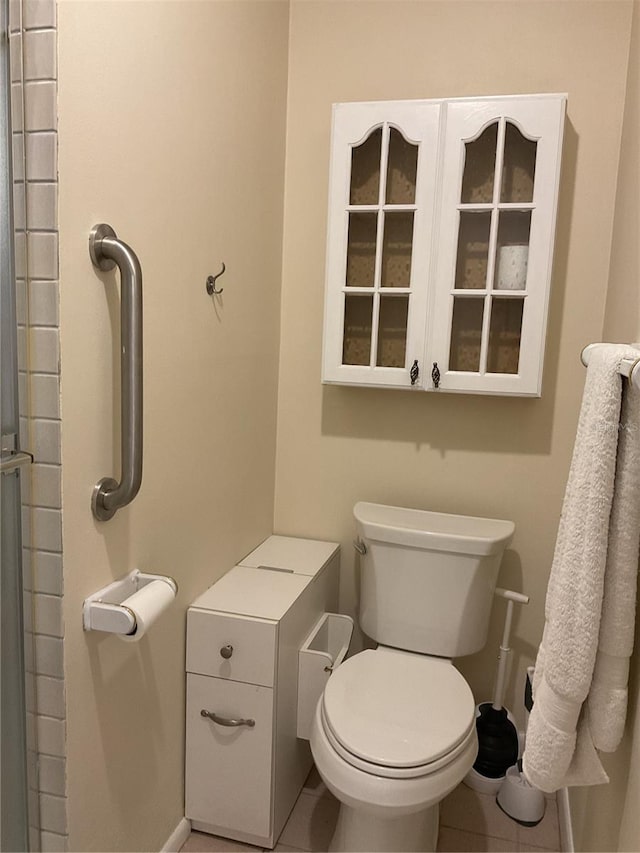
[496,764,545,826]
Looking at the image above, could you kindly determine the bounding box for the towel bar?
[581,343,640,390]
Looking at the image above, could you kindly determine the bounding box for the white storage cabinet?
[185,536,340,848]
[322,93,566,396]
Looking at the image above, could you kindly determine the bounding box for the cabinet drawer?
[185,674,274,840]
[186,609,276,686]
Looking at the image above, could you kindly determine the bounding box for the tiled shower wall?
[9,0,66,850]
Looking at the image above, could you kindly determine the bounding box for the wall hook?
[206,263,226,295]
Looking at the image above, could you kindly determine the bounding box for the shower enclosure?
[1,0,39,848]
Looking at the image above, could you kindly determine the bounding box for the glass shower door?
[1,0,32,847]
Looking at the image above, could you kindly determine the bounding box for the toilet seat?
[321,648,475,778]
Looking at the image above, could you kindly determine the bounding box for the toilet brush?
[465,588,529,794]
[496,668,545,826]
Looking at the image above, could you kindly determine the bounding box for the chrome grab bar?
[89,224,143,521]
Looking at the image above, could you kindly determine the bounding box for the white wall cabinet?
[185,537,339,849]
[322,94,566,396]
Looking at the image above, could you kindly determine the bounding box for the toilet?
[310,502,515,853]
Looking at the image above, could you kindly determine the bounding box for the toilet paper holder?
[83,569,177,636]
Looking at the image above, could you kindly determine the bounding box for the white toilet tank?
[354,502,515,657]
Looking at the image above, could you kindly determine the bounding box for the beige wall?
[274,0,633,730]
[57,2,289,850]
[570,2,640,851]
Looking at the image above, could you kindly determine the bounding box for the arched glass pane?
[501,122,537,203]
[461,122,498,203]
[350,128,382,205]
[385,128,418,204]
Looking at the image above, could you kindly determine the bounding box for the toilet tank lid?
[354,502,514,556]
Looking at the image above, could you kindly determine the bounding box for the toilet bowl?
[309,502,514,852]
[310,647,478,852]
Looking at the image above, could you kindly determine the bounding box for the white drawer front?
[185,674,274,840]
[186,610,276,686]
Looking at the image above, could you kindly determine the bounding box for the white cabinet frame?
[322,94,566,397]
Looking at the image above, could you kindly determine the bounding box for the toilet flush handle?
[353,538,367,556]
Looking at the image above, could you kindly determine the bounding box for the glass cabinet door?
[428,96,565,396]
[323,101,441,387]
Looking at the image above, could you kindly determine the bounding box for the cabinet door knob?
[410,360,419,385]
[220,644,233,659]
[431,362,441,388]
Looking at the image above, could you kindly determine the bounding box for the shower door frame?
[1,0,35,847]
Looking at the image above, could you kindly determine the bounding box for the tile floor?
[180,768,561,853]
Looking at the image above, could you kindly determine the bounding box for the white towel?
[522,345,640,792]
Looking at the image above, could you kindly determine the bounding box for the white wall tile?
[35,635,63,677]
[39,793,67,834]
[9,0,21,32]
[13,132,25,180]
[23,30,57,81]
[19,416,29,452]
[11,82,24,131]
[27,183,57,230]
[23,0,57,30]
[31,419,61,464]
[14,193,26,239]
[30,373,60,419]
[21,504,32,547]
[30,464,61,508]
[16,279,27,324]
[40,830,67,853]
[17,323,27,369]
[38,756,66,797]
[10,32,23,83]
[14,229,26,277]
[23,630,34,673]
[29,280,59,325]
[22,546,33,590]
[25,132,56,181]
[13,181,26,229]
[35,676,64,719]
[29,326,59,372]
[25,670,36,713]
[37,716,66,758]
[27,232,58,279]
[32,550,62,595]
[31,508,62,554]
[24,81,56,132]
[34,592,63,637]
[26,712,37,752]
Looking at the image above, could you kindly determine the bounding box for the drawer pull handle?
[200,709,255,728]
[220,644,233,659]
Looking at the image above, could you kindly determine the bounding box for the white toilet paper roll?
[497,244,529,290]
[118,579,176,642]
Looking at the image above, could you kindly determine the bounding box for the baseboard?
[160,817,191,853]
[557,787,574,853]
